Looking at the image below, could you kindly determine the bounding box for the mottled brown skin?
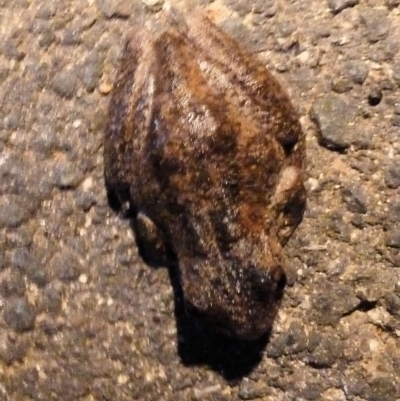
[104,7,306,340]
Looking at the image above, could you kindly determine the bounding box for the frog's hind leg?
[133,212,170,267]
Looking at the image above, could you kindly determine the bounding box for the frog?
[104,5,306,340]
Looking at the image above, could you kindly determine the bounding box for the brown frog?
[104,6,306,340]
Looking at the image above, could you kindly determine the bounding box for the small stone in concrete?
[0,195,31,228]
[3,298,36,332]
[96,0,134,18]
[331,76,353,93]
[51,69,77,99]
[238,379,271,400]
[11,248,48,287]
[384,164,400,189]
[310,93,357,150]
[50,249,83,282]
[385,226,400,248]
[360,9,391,43]
[51,161,83,189]
[327,0,359,14]
[342,185,368,214]
[345,61,369,84]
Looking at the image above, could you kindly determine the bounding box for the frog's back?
[104,7,306,253]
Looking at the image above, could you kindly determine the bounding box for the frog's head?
[179,239,287,340]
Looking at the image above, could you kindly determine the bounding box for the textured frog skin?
[104,7,306,340]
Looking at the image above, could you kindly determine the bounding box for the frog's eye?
[247,267,271,301]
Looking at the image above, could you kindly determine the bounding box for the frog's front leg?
[133,212,169,267]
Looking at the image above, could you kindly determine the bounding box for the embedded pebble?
[41,282,63,314]
[50,249,83,282]
[384,164,400,189]
[35,0,56,19]
[3,111,21,131]
[30,20,54,48]
[11,248,48,287]
[3,297,36,332]
[266,323,308,358]
[238,379,271,400]
[2,32,26,61]
[342,185,368,214]
[310,93,358,150]
[362,377,397,401]
[331,75,353,93]
[360,9,391,43]
[385,227,400,249]
[327,0,359,14]
[345,61,369,84]
[0,333,28,364]
[327,211,351,242]
[60,28,82,46]
[311,283,360,325]
[78,51,104,92]
[51,69,77,98]
[193,384,222,400]
[96,0,134,18]
[51,161,84,189]
[30,125,59,155]
[0,195,31,228]
[392,114,400,127]
[388,197,400,223]
[308,335,342,368]
[0,271,26,298]
[142,0,163,7]
[385,292,400,317]
[74,190,97,212]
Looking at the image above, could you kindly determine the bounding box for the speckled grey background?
[0,0,399,400]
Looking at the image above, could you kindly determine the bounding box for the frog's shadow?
[107,190,270,381]
[167,260,270,381]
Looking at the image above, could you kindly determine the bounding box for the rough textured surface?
[1,0,400,400]
[104,6,306,340]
